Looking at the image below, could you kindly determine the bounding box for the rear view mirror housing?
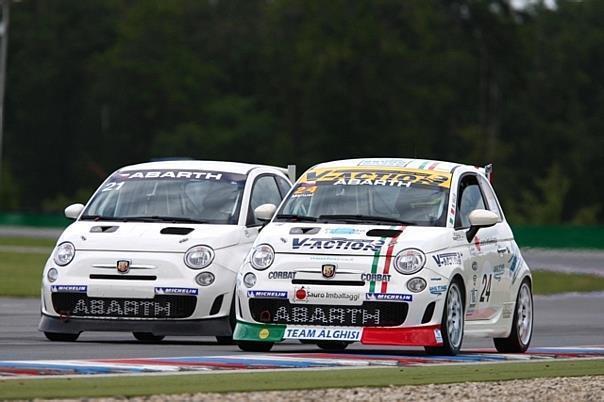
[466,209,498,242]
[254,203,277,222]
[64,203,85,220]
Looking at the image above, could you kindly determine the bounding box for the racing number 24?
[480,274,492,303]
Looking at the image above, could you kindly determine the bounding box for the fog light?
[195,272,215,286]
[243,272,257,288]
[407,277,427,293]
[47,268,58,282]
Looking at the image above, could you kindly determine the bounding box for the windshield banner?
[300,168,452,188]
[111,170,246,182]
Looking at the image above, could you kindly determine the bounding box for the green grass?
[0,236,55,248]
[0,360,602,400]
[0,252,47,297]
[532,271,604,295]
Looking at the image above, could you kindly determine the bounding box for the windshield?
[82,169,246,224]
[277,167,451,227]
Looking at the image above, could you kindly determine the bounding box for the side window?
[478,175,503,220]
[455,175,487,228]
[248,175,282,226]
[275,176,292,198]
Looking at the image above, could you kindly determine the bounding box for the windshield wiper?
[274,214,318,222]
[317,214,415,226]
[122,216,209,224]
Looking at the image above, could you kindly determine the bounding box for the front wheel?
[237,341,274,352]
[425,280,464,356]
[132,332,165,343]
[44,332,80,342]
[494,279,533,353]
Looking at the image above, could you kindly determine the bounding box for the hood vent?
[366,229,402,238]
[90,226,119,233]
[160,227,194,235]
[289,227,320,235]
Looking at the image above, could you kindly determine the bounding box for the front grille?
[52,293,196,318]
[249,299,407,327]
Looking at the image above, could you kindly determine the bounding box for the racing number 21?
[480,274,492,303]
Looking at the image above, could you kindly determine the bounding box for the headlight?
[53,242,75,266]
[47,268,59,282]
[243,272,257,288]
[184,245,214,269]
[393,248,425,275]
[195,272,215,286]
[250,244,275,270]
[407,277,427,293]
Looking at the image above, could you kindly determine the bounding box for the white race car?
[39,160,291,343]
[234,158,533,355]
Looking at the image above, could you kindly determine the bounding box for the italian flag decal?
[369,226,405,293]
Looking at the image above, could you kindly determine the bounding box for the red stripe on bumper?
[361,325,442,347]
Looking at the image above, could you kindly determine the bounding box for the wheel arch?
[451,273,466,306]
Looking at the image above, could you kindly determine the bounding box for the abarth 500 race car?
[234,158,533,355]
[39,160,292,343]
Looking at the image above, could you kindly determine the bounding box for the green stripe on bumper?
[233,321,286,342]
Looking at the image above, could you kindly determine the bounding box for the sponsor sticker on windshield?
[111,170,246,183]
[301,167,451,188]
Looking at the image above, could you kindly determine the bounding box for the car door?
[477,175,516,311]
[455,173,501,321]
[242,172,288,244]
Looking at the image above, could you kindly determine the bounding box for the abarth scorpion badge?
[322,264,336,278]
[116,260,130,274]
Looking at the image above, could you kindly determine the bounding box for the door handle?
[497,246,508,254]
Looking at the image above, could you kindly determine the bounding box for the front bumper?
[233,321,443,346]
[39,314,232,336]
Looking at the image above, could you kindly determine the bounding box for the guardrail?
[0,213,69,228]
[513,225,604,250]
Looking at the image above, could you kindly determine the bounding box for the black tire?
[216,336,235,345]
[316,341,350,351]
[237,341,274,352]
[425,280,464,356]
[215,291,238,345]
[494,279,533,353]
[132,332,165,343]
[44,332,80,342]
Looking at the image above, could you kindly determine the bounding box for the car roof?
[311,158,469,173]
[118,160,285,175]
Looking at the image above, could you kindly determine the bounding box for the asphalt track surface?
[0,292,602,362]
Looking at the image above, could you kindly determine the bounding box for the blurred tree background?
[0,0,602,224]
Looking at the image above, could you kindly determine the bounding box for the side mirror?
[466,209,498,242]
[64,203,85,220]
[254,203,277,222]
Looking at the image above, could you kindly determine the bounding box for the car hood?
[260,222,453,256]
[57,221,242,253]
